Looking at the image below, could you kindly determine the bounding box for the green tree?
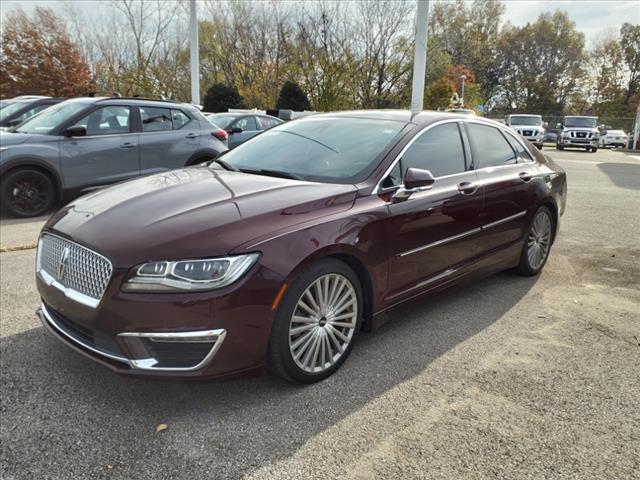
[202,83,245,113]
[276,80,312,110]
[494,11,586,114]
[620,23,640,107]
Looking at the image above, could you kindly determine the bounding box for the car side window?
[257,116,280,130]
[504,132,533,161]
[140,107,172,132]
[401,123,466,178]
[466,123,517,168]
[234,116,258,131]
[171,109,191,129]
[72,106,131,136]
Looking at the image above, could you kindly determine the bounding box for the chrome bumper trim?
[39,303,226,372]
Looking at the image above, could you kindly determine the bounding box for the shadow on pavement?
[597,162,640,191]
[1,272,537,479]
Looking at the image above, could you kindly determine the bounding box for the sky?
[1,0,639,48]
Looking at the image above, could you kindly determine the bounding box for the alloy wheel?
[9,178,48,216]
[288,273,358,374]
[526,210,552,270]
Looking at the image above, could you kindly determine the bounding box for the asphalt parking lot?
[1,147,639,479]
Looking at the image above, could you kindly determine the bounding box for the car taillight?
[212,128,228,142]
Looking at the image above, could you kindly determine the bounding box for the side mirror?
[543,122,548,128]
[64,126,87,137]
[392,168,435,202]
[556,123,562,129]
[228,126,243,134]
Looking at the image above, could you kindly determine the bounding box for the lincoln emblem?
[57,247,70,281]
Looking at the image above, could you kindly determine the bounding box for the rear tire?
[1,168,56,218]
[268,258,363,384]
[515,206,554,276]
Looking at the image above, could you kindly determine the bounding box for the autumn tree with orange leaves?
[0,7,94,98]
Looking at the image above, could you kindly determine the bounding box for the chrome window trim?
[373,117,535,195]
[36,233,113,309]
[397,210,527,258]
[372,119,465,194]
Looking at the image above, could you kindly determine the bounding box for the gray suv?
[0,97,228,217]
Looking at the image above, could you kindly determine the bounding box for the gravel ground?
[1,148,639,479]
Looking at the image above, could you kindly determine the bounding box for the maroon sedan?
[36,111,566,383]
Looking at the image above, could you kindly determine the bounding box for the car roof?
[510,114,541,116]
[63,96,199,110]
[301,109,500,127]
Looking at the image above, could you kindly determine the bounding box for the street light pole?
[189,0,200,106]
[460,74,467,108]
[410,0,430,117]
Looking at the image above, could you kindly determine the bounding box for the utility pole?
[410,0,429,117]
[460,74,467,107]
[189,0,200,106]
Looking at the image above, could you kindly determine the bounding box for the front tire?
[268,259,363,383]
[515,206,554,276]
[1,168,56,218]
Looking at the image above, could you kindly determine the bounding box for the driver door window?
[72,106,131,136]
[402,123,467,178]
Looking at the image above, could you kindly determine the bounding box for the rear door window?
[140,107,172,132]
[466,123,517,168]
[171,109,191,129]
[257,116,281,130]
[233,116,258,131]
[504,132,533,161]
[401,122,467,178]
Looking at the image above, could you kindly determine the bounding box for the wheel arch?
[281,245,376,331]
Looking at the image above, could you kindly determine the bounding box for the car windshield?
[510,116,541,126]
[217,116,407,183]
[15,101,89,134]
[0,100,32,121]
[565,117,597,128]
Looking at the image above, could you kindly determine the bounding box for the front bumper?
[36,264,283,379]
[39,303,227,372]
[559,137,598,148]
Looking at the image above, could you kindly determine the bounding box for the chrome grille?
[37,234,112,303]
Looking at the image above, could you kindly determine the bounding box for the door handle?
[185,133,199,139]
[120,142,136,149]
[457,182,478,195]
[518,171,532,182]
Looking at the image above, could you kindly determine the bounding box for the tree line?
[1,0,638,125]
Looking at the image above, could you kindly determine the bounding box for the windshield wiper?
[210,158,239,171]
[239,168,304,181]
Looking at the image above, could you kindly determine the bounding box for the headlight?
[122,253,259,292]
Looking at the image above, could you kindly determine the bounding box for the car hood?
[45,167,358,268]
[0,131,48,145]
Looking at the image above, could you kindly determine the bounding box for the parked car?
[505,114,545,150]
[0,96,228,217]
[0,96,64,130]
[598,129,628,148]
[35,110,566,383]
[556,116,599,152]
[205,113,284,149]
[543,131,558,143]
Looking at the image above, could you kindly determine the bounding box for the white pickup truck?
[505,114,545,150]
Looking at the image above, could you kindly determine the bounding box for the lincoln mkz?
[36,111,567,383]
